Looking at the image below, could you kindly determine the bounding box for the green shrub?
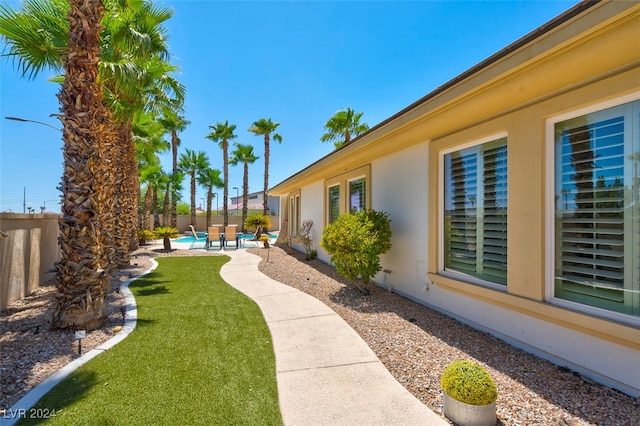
[153,226,178,251]
[245,213,271,236]
[441,360,498,405]
[320,210,392,294]
[137,229,155,246]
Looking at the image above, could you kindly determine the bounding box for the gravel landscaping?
[247,245,639,426]
[1,243,638,425]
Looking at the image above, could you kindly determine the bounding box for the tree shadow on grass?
[16,370,100,425]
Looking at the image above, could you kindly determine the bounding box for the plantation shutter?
[482,143,508,283]
[554,102,639,316]
[328,185,340,223]
[349,178,366,213]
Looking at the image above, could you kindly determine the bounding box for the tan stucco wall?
[0,214,60,309]
[269,2,640,395]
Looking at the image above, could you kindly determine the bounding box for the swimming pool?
[174,233,275,243]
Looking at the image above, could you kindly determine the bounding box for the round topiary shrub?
[441,360,497,406]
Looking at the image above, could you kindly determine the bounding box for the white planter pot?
[442,391,496,426]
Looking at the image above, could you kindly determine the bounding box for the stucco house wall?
[271,1,640,396]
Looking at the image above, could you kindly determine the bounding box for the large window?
[443,136,508,286]
[552,98,639,318]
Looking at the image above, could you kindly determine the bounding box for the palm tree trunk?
[242,162,249,231]
[171,130,178,227]
[114,121,138,266]
[190,171,196,226]
[223,140,229,227]
[263,134,270,216]
[54,0,109,331]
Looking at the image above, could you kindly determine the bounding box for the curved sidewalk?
[220,251,447,426]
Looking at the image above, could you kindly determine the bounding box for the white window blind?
[444,137,508,285]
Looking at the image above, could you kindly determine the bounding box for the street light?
[214,192,219,216]
[200,197,204,211]
[233,187,239,216]
[5,116,61,132]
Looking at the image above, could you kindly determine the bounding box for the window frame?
[545,92,640,326]
[324,164,371,227]
[438,132,509,290]
[287,190,301,238]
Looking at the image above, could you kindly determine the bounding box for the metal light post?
[5,116,61,132]
[6,116,61,214]
[200,197,204,211]
[233,187,239,216]
[214,192,219,216]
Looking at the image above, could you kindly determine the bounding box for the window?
[328,185,340,224]
[443,136,508,286]
[349,178,366,213]
[552,98,639,318]
[324,165,371,225]
[288,191,301,237]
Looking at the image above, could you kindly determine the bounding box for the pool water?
[174,233,275,243]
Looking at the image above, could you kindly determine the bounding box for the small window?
[328,185,340,224]
[443,136,508,286]
[552,98,639,318]
[288,191,301,237]
[349,178,366,213]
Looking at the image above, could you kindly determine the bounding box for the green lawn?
[21,256,282,425]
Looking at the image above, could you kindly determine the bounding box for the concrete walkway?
[220,250,447,426]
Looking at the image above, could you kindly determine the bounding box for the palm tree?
[139,162,164,230]
[179,149,210,227]
[197,168,224,227]
[206,121,237,227]
[158,107,190,227]
[0,0,183,266]
[230,143,259,231]
[249,118,282,216]
[320,107,369,149]
[56,0,112,330]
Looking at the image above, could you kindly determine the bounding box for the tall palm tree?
[197,168,224,227]
[139,162,164,230]
[55,0,112,330]
[158,107,190,227]
[230,143,259,231]
[249,118,282,216]
[0,0,183,266]
[206,121,237,227]
[320,107,369,149]
[178,149,210,227]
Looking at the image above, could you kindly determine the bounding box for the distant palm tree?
[197,168,224,227]
[230,143,259,230]
[206,121,237,226]
[320,107,369,149]
[179,149,210,227]
[249,118,282,216]
[158,107,190,227]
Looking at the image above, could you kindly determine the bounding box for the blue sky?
[0,0,579,213]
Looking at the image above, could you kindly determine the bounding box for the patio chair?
[224,226,239,250]
[206,226,223,250]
